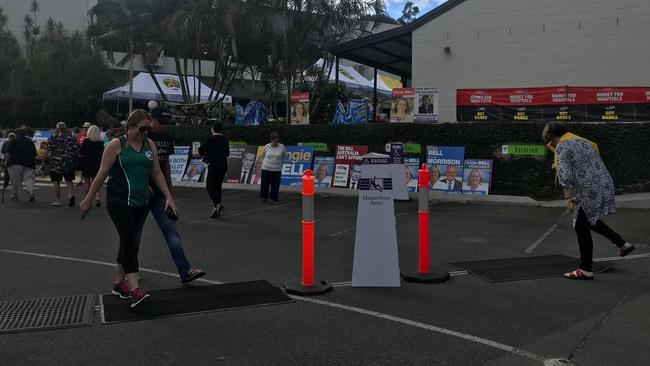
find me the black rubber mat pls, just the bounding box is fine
[100,280,293,324]
[450,255,614,282]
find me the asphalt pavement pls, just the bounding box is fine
[1,185,649,366]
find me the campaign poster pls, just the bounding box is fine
[426,146,465,193]
[313,156,334,188]
[249,146,265,185]
[462,160,492,195]
[390,88,415,123]
[191,141,201,157]
[174,146,190,155]
[225,144,246,183]
[182,158,206,183]
[414,87,438,123]
[404,157,420,192]
[281,146,314,186]
[239,145,259,184]
[332,145,368,189]
[290,92,310,125]
[169,154,189,183]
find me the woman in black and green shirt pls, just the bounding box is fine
[80,109,177,309]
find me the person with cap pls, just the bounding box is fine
[45,122,78,207]
[4,129,37,202]
[146,107,206,283]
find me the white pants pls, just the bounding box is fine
[8,165,35,197]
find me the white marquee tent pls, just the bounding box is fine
[103,72,232,104]
[313,59,392,97]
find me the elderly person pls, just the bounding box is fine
[4,129,37,202]
[45,122,78,207]
[543,121,635,280]
[257,132,286,203]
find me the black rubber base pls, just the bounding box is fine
[283,279,333,296]
[402,268,451,283]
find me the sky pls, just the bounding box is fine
[385,0,448,19]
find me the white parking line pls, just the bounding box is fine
[525,210,570,253]
[1,248,552,364]
[192,201,297,224]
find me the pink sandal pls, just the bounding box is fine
[564,269,594,280]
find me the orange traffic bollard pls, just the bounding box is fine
[402,164,450,284]
[283,169,332,295]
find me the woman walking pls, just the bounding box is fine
[79,125,105,207]
[80,109,177,308]
[258,132,286,203]
[198,122,229,218]
[543,121,635,280]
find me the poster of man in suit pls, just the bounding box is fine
[415,87,439,123]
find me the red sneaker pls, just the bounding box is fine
[111,281,131,299]
[130,288,151,309]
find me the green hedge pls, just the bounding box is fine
[166,123,650,199]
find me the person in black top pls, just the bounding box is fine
[146,108,206,283]
[79,125,105,207]
[5,129,37,202]
[198,122,229,218]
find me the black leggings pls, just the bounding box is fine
[575,208,626,271]
[260,169,281,201]
[206,165,227,207]
[107,202,148,274]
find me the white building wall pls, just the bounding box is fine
[412,0,650,122]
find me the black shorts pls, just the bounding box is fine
[50,171,75,182]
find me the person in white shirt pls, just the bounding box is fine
[257,132,286,203]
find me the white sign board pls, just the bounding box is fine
[169,154,189,183]
[388,143,409,201]
[352,153,401,287]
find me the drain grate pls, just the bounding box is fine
[0,295,94,334]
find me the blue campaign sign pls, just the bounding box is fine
[174,146,190,155]
[426,146,465,193]
[33,130,52,141]
[281,146,314,186]
[462,159,493,196]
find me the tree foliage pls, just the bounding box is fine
[87,0,391,120]
[397,1,419,25]
[0,7,21,95]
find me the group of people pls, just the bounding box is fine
[0,116,639,311]
[1,122,107,205]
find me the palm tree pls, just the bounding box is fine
[88,0,180,102]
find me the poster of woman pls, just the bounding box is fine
[313,156,334,188]
[182,159,206,183]
[291,92,310,125]
[462,159,492,195]
[389,88,415,123]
